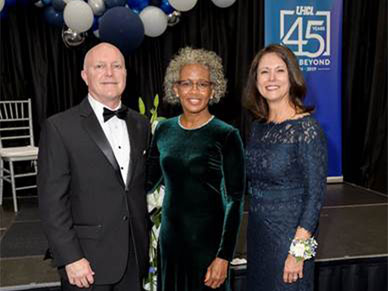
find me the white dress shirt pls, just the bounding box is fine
[88,95,130,185]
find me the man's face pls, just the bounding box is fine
[81,44,127,106]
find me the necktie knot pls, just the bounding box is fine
[103,106,128,122]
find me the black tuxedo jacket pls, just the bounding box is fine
[38,98,150,285]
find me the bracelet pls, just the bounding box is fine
[288,237,318,262]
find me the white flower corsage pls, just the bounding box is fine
[289,237,318,262]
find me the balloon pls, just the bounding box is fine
[88,0,105,15]
[41,0,51,5]
[139,6,167,37]
[127,0,149,12]
[0,6,7,19]
[52,0,65,11]
[64,0,94,32]
[0,0,4,12]
[211,0,236,8]
[99,6,144,53]
[167,10,180,26]
[159,0,173,14]
[62,26,87,47]
[168,0,196,12]
[34,0,44,7]
[91,15,100,30]
[5,0,16,6]
[104,0,126,8]
[93,29,100,38]
[43,6,64,27]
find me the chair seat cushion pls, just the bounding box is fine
[0,146,39,158]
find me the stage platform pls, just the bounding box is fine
[0,183,387,291]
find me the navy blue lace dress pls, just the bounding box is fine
[246,115,327,291]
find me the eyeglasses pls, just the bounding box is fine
[175,80,213,91]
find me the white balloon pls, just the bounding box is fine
[0,0,5,12]
[140,6,167,37]
[64,0,94,32]
[168,0,197,12]
[211,0,236,8]
[88,0,105,16]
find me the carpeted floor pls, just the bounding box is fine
[0,222,47,258]
[0,197,59,288]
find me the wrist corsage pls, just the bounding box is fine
[289,237,318,262]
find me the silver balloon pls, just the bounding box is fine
[34,0,44,7]
[62,27,87,47]
[167,11,181,27]
[88,0,105,16]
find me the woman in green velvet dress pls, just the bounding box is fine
[146,47,245,291]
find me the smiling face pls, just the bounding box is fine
[81,43,127,107]
[173,64,214,116]
[256,52,291,104]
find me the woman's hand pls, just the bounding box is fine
[204,257,228,289]
[283,254,304,284]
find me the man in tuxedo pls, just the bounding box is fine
[38,42,150,291]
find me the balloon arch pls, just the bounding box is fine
[0,0,237,52]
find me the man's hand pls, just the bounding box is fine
[65,258,95,288]
[204,257,228,289]
[283,254,304,284]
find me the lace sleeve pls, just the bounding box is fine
[298,120,328,234]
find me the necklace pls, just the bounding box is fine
[178,115,215,130]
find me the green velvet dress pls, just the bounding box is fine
[146,116,245,291]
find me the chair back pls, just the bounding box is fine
[0,99,35,148]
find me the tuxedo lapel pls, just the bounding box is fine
[79,98,126,188]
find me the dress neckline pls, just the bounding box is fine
[264,114,311,126]
[178,115,215,131]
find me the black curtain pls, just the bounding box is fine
[0,1,263,129]
[0,0,386,193]
[342,0,387,194]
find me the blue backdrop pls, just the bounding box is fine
[265,0,343,178]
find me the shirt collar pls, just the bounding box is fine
[88,94,122,123]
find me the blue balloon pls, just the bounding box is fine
[0,7,8,20]
[51,0,65,11]
[43,5,64,27]
[5,0,17,6]
[127,0,149,12]
[104,0,126,8]
[91,15,100,31]
[160,0,173,14]
[99,6,144,53]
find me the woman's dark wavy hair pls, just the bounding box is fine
[243,44,313,120]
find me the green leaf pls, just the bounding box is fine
[138,97,146,115]
[153,94,159,109]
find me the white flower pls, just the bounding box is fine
[147,186,164,213]
[292,242,305,257]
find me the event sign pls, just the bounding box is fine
[265,0,343,179]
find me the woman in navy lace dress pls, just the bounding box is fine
[243,44,327,291]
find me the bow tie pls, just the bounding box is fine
[103,106,128,122]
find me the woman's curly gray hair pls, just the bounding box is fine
[163,47,227,105]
